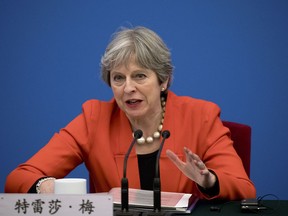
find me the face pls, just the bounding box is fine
[110,61,168,121]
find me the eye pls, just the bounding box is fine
[112,74,125,82]
[134,73,147,80]
[111,74,125,86]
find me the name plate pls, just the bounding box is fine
[0,193,113,216]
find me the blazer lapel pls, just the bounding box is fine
[114,109,141,189]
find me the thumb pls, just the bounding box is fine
[166,149,184,168]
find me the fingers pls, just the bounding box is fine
[167,148,215,188]
[166,149,177,162]
[184,147,209,175]
[167,148,209,174]
[200,169,210,175]
[197,160,206,169]
[184,147,201,161]
[166,149,185,168]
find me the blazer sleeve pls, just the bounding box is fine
[5,112,88,193]
[196,102,256,199]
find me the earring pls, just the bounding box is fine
[161,87,165,91]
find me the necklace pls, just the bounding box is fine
[133,97,166,144]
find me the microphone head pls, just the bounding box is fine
[133,129,143,139]
[162,130,170,139]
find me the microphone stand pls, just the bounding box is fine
[146,130,170,216]
[115,130,143,216]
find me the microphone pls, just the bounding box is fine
[119,129,143,215]
[152,130,170,215]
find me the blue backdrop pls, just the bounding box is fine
[1,0,288,199]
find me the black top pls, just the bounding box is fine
[137,150,159,190]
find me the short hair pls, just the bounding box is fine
[101,26,173,88]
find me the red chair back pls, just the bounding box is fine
[222,121,251,177]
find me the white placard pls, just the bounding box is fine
[54,178,87,194]
[0,193,113,216]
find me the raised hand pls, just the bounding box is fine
[166,147,216,189]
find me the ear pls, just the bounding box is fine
[161,79,169,91]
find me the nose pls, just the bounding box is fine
[124,78,136,93]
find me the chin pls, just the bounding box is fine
[125,112,143,120]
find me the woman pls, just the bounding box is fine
[5,26,256,200]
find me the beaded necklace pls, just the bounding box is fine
[133,97,166,144]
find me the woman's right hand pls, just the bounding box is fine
[38,179,55,193]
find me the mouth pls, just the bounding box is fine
[125,99,142,105]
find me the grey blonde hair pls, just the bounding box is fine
[101,26,173,88]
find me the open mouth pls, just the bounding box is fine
[126,99,142,105]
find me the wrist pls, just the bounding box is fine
[36,177,55,194]
[205,172,217,189]
[198,170,217,189]
[198,173,219,197]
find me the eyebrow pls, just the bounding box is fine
[111,68,148,75]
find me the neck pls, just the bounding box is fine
[131,111,162,133]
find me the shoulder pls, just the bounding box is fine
[166,91,222,124]
[82,98,114,109]
[81,98,118,119]
[167,91,220,113]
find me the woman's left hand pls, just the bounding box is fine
[166,147,216,189]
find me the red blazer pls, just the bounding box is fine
[5,91,256,199]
